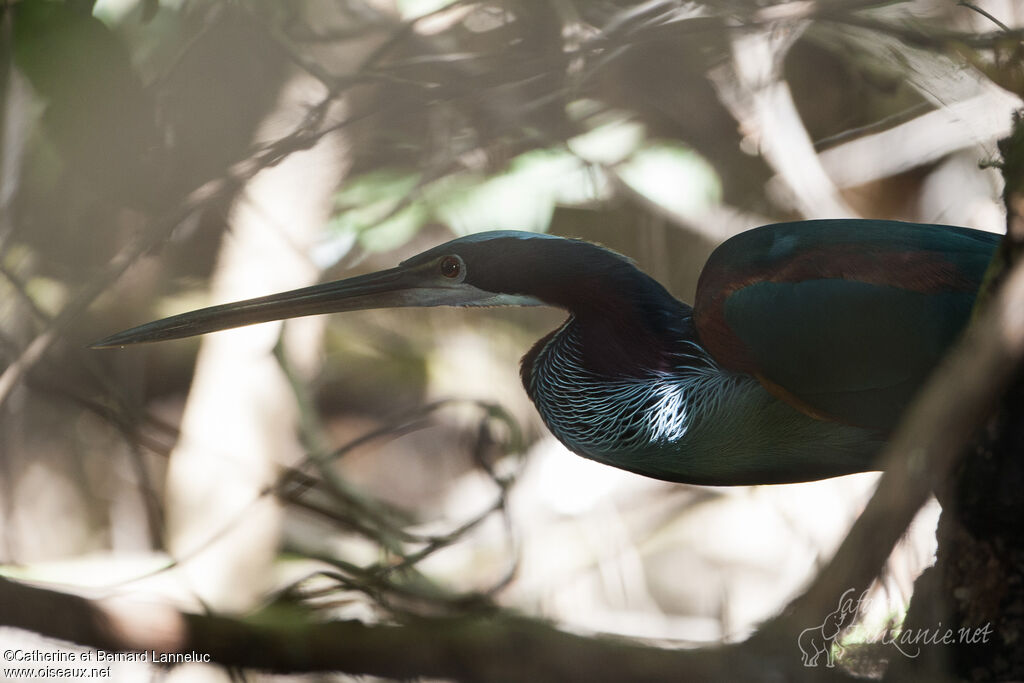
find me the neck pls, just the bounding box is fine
[534,255,699,376]
[520,315,883,486]
[519,311,713,453]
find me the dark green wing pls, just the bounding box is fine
[694,220,999,430]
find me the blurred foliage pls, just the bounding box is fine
[12,0,159,204]
[329,105,719,256]
[1,0,1022,678]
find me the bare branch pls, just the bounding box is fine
[0,574,863,682]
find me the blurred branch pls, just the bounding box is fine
[0,230,147,410]
[828,13,1024,51]
[711,25,855,218]
[579,1,1009,51]
[88,397,522,622]
[0,573,863,682]
[957,1,1011,33]
[0,259,168,547]
[818,88,1019,188]
[276,394,522,617]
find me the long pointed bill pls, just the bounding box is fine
[92,266,445,348]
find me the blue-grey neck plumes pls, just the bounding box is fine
[525,315,721,452]
[522,315,883,485]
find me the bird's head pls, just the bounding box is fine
[91,230,648,348]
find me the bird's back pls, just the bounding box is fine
[694,220,999,430]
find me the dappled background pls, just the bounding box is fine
[0,0,1020,679]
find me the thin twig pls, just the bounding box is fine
[957,1,1012,33]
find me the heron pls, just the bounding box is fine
[93,220,999,486]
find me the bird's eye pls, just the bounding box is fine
[440,255,462,278]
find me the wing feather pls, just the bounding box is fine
[694,220,999,429]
